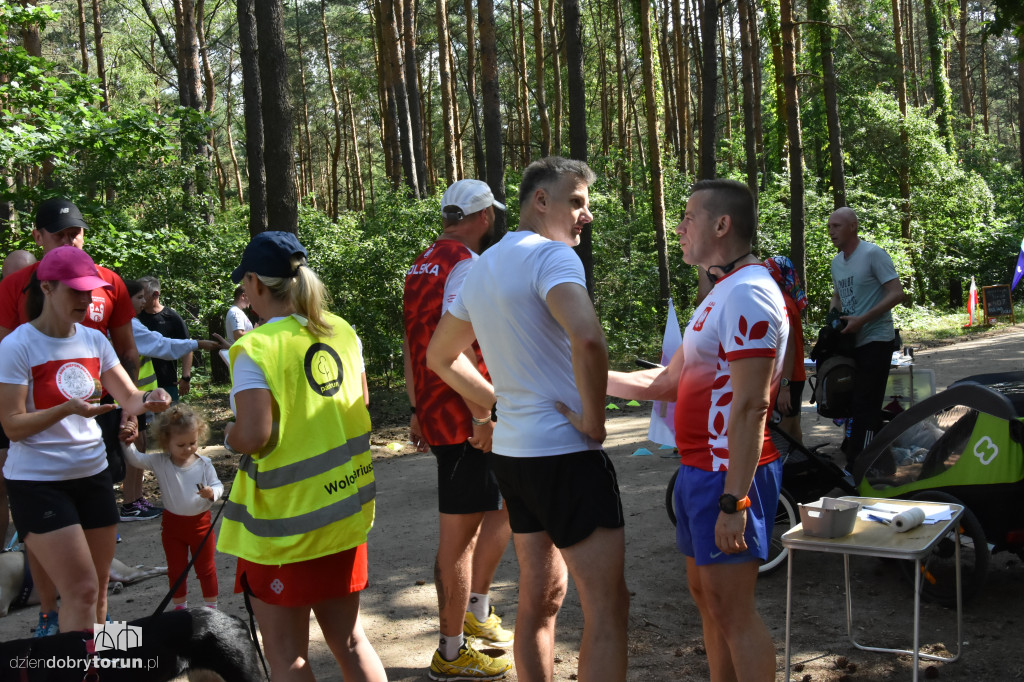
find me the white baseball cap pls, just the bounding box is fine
[441,179,506,220]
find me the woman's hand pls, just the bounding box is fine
[143,388,172,413]
[66,398,117,419]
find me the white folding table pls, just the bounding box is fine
[782,497,963,681]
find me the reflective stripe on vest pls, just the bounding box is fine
[236,432,371,490]
[222,481,376,538]
[136,357,157,391]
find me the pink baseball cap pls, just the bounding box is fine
[37,246,113,291]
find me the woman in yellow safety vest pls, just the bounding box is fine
[218,231,385,682]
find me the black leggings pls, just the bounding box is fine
[846,339,894,462]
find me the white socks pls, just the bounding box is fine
[468,592,489,621]
[439,632,465,660]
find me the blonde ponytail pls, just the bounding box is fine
[256,255,334,338]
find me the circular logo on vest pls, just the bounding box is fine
[55,362,97,401]
[304,343,343,397]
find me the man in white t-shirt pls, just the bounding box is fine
[225,286,254,343]
[606,179,788,680]
[427,157,627,681]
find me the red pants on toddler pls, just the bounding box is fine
[162,509,218,600]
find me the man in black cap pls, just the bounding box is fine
[0,197,147,637]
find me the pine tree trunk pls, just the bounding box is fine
[464,0,486,178]
[737,0,758,198]
[236,0,267,234]
[672,0,688,174]
[656,0,676,155]
[91,0,109,108]
[780,0,806,288]
[436,0,457,186]
[254,0,298,233]
[980,22,989,135]
[78,0,89,73]
[1019,36,1024,179]
[548,0,563,154]
[698,0,718,179]
[564,0,594,293]
[534,0,551,158]
[614,0,633,210]
[225,46,244,205]
[516,0,531,166]
[640,0,671,315]
[763,0,786,172]
[479,0,507,235]
[891,0,912,241]
[749,5,765,181]
[401,0,428,196]
[296,1,316,205]
[381,0,419,197]
[688,0,702,174]
[372,0,401,187]
[343,74,365,210]
[809,0,846,208]
[958,0,972,127]
[321,0,344,219]
[923,0,953,151]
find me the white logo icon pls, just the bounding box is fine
[94,620,142,652]
[973,436,999,466]
[60,207,70,214]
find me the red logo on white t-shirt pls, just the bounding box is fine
[89,300,105,323]
[692,304,714,331]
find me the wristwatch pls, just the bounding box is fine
[780,378,791,387]
[718,493,752,514]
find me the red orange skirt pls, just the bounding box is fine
[234,543,368,607]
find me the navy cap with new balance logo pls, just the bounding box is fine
[231,231,309,283]
[35,198,89,234]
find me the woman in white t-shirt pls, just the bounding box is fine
[0,247,171,634]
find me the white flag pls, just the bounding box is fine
[648,299,682,447]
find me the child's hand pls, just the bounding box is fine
[198,485,214,500]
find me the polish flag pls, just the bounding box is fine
[965,276,978,327]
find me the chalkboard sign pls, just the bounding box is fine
[982,285,1014,324]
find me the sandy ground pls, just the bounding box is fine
[3,326,1024,680]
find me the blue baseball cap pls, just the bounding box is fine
[231,231,309,283]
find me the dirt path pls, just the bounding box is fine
[3,328,1024,680]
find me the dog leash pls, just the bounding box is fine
[240,573,272,680]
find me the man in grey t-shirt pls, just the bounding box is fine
[828,207,905,464]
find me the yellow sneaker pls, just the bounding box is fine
[428,643,511,681]
[463,607,514,648]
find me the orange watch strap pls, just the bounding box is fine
[736,495,752,511]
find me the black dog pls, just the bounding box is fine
[1,607,263,681]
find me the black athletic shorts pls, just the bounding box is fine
[432,442,503,515]
[489,449,624,548]
[0,421,8,450]
[7,469,119,536]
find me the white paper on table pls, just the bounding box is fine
[859,502,951,525]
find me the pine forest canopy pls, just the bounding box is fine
[1,0,1023,382]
